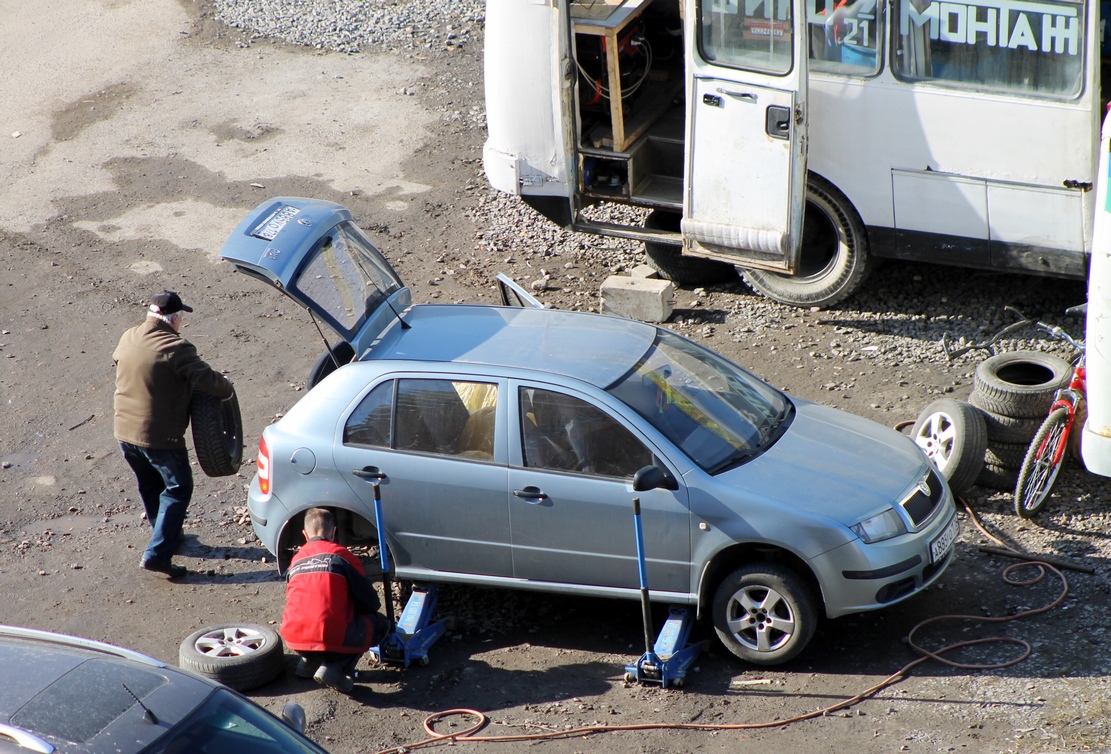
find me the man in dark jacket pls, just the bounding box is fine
[281,507,388,693]
[114,290,233,578]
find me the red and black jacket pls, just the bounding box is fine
[280,538,382,654]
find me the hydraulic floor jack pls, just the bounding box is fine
[623,494,701,688]
[360,472,452,668]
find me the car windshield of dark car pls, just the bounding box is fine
[291,221,401,334]
[607,330,790,473]
[142,688,328,754]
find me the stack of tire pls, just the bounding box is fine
[911,351,1071,497]
[967,351,1072,491]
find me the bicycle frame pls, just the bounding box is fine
[1042,359,1086,468]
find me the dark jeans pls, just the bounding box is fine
[295,613,391,675]
[119,442,193,565]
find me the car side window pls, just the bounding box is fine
[344,380,394,448]
[394,379,499,460]
[519,387,653,478]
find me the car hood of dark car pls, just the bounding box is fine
[715,398,931,526]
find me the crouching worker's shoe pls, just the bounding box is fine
[313,661,354,694]
[295,657,321,679]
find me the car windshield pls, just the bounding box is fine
[141,688,329,754]
[607,330,791,473]
[291,221,402,335]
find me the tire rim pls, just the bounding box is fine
[913,411,957,472]
[724,584,796,653]
[194,626,269,657]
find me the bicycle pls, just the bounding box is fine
[1013,304,1087,519]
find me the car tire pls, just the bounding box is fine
[911,399,986,497]
[968,395,1044,444]
[983,441,1029,470]
[711,563,817,666]
[972,352,1072,419]
[976,462,1018,491]
[190,390,243,478]
[740,175,871,309]
[643,210,739,285]
[307,341,356,390]
[179,624,285,691]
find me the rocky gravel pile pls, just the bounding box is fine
[213,0,484,52]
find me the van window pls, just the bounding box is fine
[808,0,882,74]
[892,0,1084,97]
[700,0,796,73]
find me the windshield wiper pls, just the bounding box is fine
[707,448,760,475]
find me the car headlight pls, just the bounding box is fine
[851,508,907,543]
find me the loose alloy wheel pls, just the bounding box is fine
[179,624,285,691]
[1014,406,1071,519]
[712,563,816,665]
[911,399,986,496]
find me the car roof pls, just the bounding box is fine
[366,304,658,388]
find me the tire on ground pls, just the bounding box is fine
[308,341,356,390]
[190,390,243,478]
[983,441,1029,469]
[711,562,817,666]
[740,174,871,309]
[968,394,1044,443]
[910,399,986,496]
[972,351,1072,419]
[976,462,1018,491]
[642,210,738,285]
[179,624,285,691]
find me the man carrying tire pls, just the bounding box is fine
[281,507,388,694]
[113,290,233,579]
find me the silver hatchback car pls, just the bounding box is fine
[222,198,959,666]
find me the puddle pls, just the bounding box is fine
[21,515,104,535]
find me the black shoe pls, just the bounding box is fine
[313,662,354,694]
[141,559,187,578]
[295,657,321,679]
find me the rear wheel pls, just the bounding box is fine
[740,175,870,309]
[711,563,816,665]
[1014,406,1071,519]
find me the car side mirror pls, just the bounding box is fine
[281,702,307,733]
[632,465,678,492]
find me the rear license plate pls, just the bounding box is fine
[930,515,959,563]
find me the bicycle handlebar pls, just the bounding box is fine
[941,304,1085,360]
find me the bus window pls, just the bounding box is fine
[700,0,796,73]
[808,0,882,74]
[892,0,1084,97]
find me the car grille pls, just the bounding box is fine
[899,468,944,528]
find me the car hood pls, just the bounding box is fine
[717,399,929,526]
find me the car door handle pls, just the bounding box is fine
[513,486,548,503]
[352,466,387,481]
[716,88,758,103]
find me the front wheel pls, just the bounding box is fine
[711,563,817,665]
[740,175,870,309]
[1014,406,1071,519]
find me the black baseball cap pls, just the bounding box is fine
[150,290,193,314]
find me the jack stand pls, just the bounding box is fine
[624,493,700,689]
[360,472,451,669]
[624,606,700,688]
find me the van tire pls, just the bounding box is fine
[741,175,870,309]
[643,210,739,285]
[191,390,243,478]
[308,341,356,390]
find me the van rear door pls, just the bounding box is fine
[683,0,808,273]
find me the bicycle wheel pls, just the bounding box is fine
[1013,406,1071,519]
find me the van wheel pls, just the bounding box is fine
[307,341,355,390]
[741,175,870,309]
[643,210,739,285]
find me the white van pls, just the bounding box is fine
[482,0,1100,307]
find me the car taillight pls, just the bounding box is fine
[258,435,270,496]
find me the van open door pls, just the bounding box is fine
[683,0,808,273]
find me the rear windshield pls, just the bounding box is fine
[291,221,402,335]
[607,330,791,473]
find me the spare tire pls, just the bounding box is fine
[179,624,284,691]
[643,210,738,285]
[972,351,1071,419]
[968,396,1044,444]
[911,399,986,496]
[308,341,356,390]
[976,462,1018,491]
[191,391,243,477]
